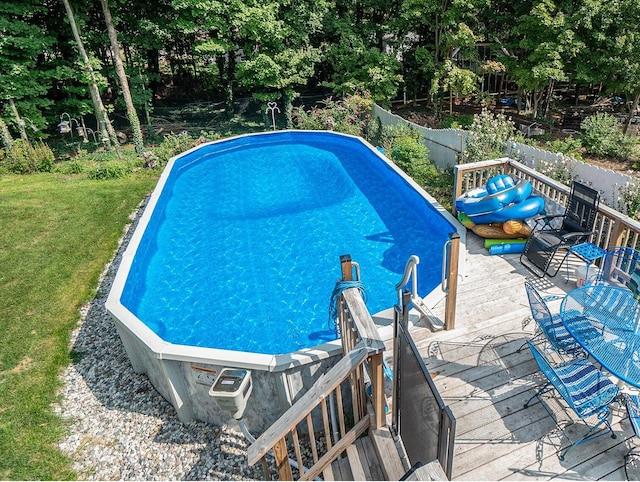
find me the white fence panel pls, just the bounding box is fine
[373,104,467,169]
[508,142,633,208]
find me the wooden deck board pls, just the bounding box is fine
[407,232,632,480]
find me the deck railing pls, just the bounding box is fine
[453,158,640,251]
[247,255,387,481]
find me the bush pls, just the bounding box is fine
[153,132,199,166]
[292,93,374,139]
[544,136,583,160]
[379,124,437,186]
[462,110,518,162]
[580,113,637,161]
[0,139,55,174]
[87,161,135,180]
[617,180,640,219]
[440,114,474,129]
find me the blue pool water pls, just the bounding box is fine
[121,131,456,355]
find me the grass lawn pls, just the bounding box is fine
[0,171,159,480]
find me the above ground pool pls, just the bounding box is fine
[106,130,463,429]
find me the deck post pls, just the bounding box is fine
[444,232,460,330]
[610,220,627,247]
[453,165,464,216]
[369,351,385,429]
[340,254,353,281]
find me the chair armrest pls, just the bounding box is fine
[560,230,597,242]
[532,213,563,231]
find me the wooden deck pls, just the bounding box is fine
[408,233,638,481]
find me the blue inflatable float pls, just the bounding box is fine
[455,174,544,224]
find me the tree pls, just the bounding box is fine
[99,0,145,155]
[581,0,640,134]
[236,0,326,127]
[173,0,247,117]
[0,0,55,140]
[60,0,120,152]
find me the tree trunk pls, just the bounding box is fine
[100,0,145,156]
[0,116,14,149]
[60,0,120,156]
[623,91,640,135]
[543,79,554,118]
[8,99,29,143]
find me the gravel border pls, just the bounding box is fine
[53,199,265,480]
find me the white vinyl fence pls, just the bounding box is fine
[373,104,638,213]
[373,104,467,169]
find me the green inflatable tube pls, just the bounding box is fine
[484,238,527,248]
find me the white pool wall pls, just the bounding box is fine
[105,130,466,432]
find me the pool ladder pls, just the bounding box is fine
[395,255,445,330]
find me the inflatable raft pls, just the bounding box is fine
[455,174,544,224]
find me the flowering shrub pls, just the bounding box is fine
[462,110,518,162]
[536,154,576,185]
[616,180,640,219]
[292,93,374,138]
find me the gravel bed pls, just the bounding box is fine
[53,200,267,480]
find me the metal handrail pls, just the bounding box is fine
[395,255,419,305]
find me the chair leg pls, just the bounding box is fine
[558,412,616,461]
[524,382,552,408]
[520,254,547,278]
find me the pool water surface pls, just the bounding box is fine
[120,131,457,354]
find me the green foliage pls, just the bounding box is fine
[580,113,638,161]
[0,140,55,174]
[152,132,199,165]
[379,124,436,186]
[440,114,474,129]
[462,110,517,162]
[544,136,583,160]
[535,154,576,186]
[617,181,640,219]
[617,182,640,218]
[292,94,374,138]
[323,29,403,104]
[87,161,136,180]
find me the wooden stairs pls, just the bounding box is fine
[323,424,406,481]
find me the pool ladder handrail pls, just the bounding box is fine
[395,255,445,330]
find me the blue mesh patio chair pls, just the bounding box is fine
[524,340,619,460]
[624,394,640,479]
[522,280,588,357]
[521,181,600,278]
[597,246,640,293]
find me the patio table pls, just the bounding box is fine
[560,284,640,388]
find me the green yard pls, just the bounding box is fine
[0,171,159,479]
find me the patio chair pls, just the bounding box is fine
[597,246,640,294]
[522,280,586,357]
[624,394,640,480]
[524,340,619,461]
[521,181,600,278]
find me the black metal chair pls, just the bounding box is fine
[521,181,600,278]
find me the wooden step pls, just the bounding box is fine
[370,427,408,480]
[327,434,388,480]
